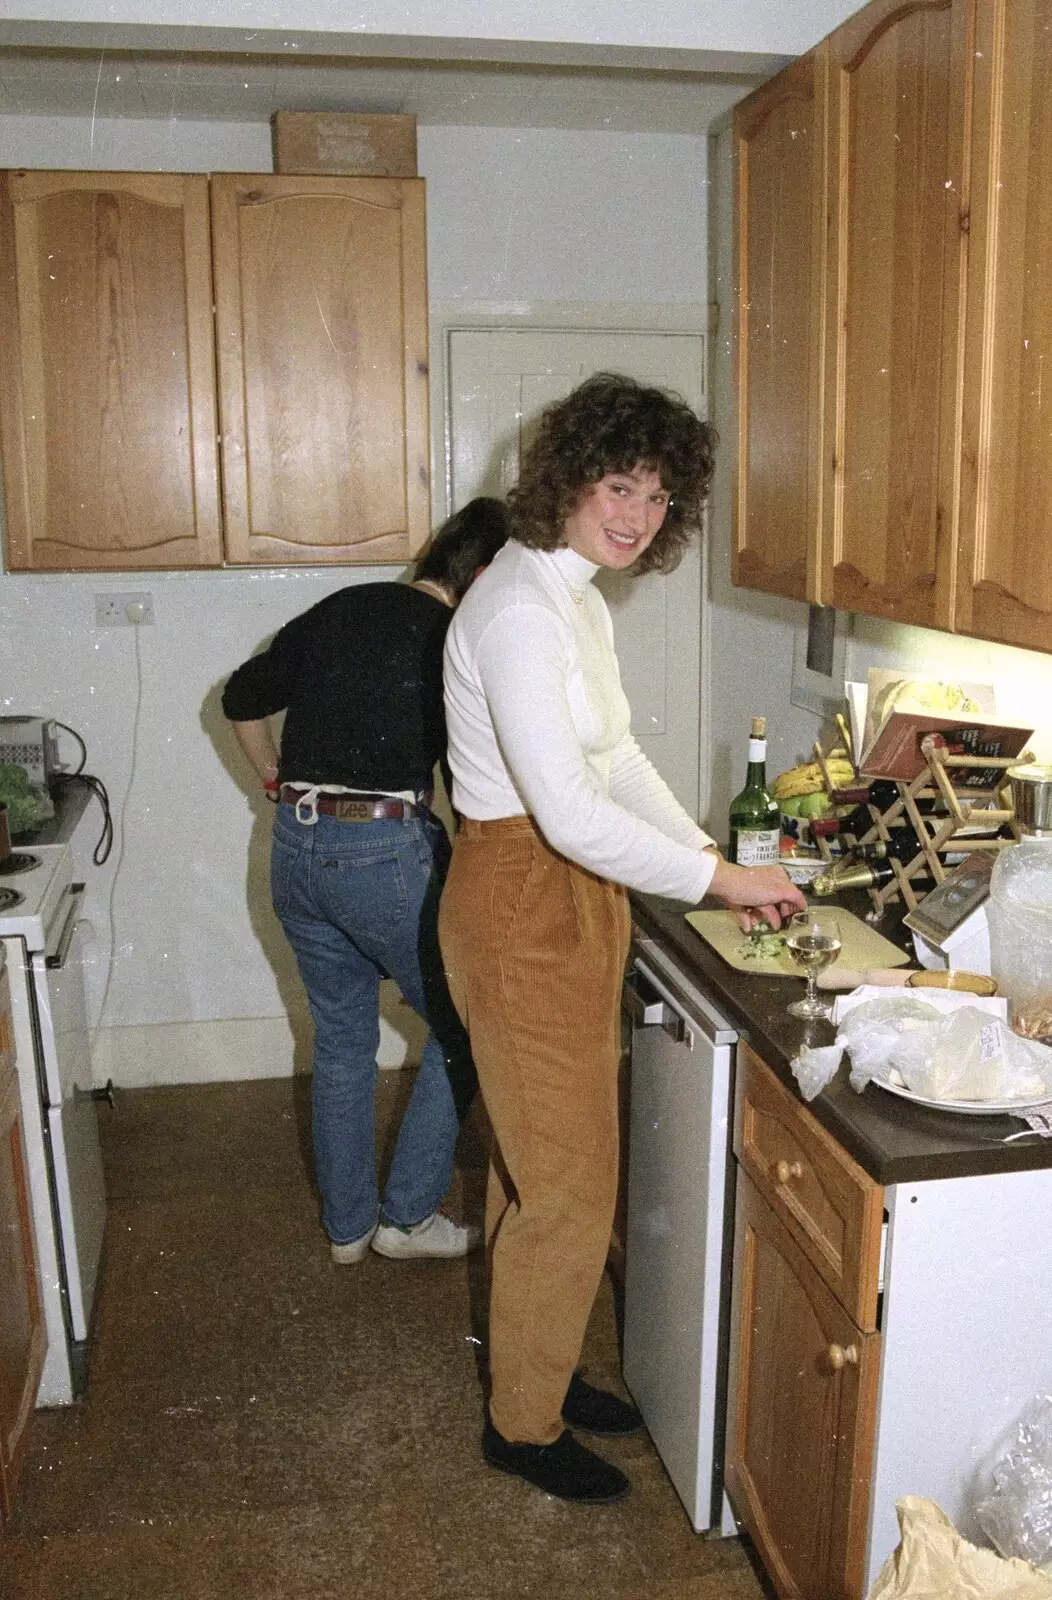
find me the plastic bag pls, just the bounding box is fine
[790,994,944,1101]
[891,1010,1052,1103]
[834,997,1052,1103]
[835,995,944,1093]
[867,1496,1052,1599]
[976,1396,1052,1569]
[790,1041,844,1101]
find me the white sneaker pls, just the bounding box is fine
[330,1223,377,1264]
[371,1209,481,1260]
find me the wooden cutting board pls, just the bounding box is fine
[684,908,911,978]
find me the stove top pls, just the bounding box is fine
[0,843,73,951]
[0,851,42,875]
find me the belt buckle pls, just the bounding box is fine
[334,799,375,822]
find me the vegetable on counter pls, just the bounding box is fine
[738,921,788,961]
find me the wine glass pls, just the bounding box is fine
[785,909,842,1020]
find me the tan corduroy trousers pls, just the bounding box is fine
[438,815,630,1445]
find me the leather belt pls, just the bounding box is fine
[279,787,421,822]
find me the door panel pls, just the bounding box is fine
[0,170,221,571]
[823,0,971,629]
[213,174,430,566]
[957,0,1052,651]
[734,48,827,604]
[446,328,706,815]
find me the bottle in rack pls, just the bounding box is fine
[728,716,781,865]
[851,828,925,864]
[813,852,935,896]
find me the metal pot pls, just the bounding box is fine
[1007,763,1052,835]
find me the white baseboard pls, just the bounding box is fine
[90,1006,427,1089]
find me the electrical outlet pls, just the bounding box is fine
[95,591,154,627]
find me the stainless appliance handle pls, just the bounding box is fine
[45,884,86,970]
[622,967,685,1043]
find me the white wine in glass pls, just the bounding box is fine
[786,911,842,1020]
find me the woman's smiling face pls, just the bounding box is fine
[562,466,670,570]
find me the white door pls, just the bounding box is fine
[446,328,707,816]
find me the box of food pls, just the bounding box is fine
[272,112,418,176]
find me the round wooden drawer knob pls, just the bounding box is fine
[775,1159,803,1185]
[827,1343,859,1371]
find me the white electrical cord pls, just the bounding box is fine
[91,619,144,1042]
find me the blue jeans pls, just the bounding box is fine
[271,803,471,1245]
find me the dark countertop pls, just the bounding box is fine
[630,892,1052,1186]
[18,776,93,848]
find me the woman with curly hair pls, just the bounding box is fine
[439,372,803,1505]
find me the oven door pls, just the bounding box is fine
[31,886,106,1344]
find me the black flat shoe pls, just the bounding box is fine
[482,1420,631,1504]
[561,1371,644,1438]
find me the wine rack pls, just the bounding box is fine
[810,733,1032,918]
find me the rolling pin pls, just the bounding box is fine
[816,967,918,990]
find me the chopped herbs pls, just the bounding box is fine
[739,922,787,961]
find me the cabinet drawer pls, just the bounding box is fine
[734,1042,883,1328]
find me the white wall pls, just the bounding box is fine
[0,107,722,1084]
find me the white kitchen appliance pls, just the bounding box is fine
[903,851,994,975]
[0,716,61,791]
[0,842,106,1405]
[621,936,738,1533]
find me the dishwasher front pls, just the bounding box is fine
[621,935,738,1534]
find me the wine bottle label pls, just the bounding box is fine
[733,827,781,866]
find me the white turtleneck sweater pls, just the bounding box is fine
[443,541,718,903]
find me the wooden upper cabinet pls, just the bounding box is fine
[0,171,222,570]
[957,0,1052,652]
[212,175,430,566]
[822,0,973,630]
[733,48,827,604]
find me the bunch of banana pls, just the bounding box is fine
[773,750,854,801]
[773,750,855,821]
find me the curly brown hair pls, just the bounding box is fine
[507,371,717,575]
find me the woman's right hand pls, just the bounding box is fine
[707,859,808,932]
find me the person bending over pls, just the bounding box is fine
[223,498,509,1264]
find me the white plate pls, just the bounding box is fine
[873,1077,1052,1116]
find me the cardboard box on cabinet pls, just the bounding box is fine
[272,112,418,176]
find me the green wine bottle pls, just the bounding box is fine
[728,716,781,865]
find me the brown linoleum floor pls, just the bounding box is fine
[0,1074,772,1600]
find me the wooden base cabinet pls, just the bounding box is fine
[0,958,45,1528]
[727,1173,881,1600]
[726,1043,883,1600]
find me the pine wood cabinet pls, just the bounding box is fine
[956,0,1052,651]
[733,0,1052,654]
[0,170,430,571]
[821,0,971,631]
[725,1043,883,1600]
[733,47,827,604]
[0,171,222,570]
[0,955,45,1529]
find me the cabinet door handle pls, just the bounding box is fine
[827,1343,859,1371]
[775,1158,803,1185]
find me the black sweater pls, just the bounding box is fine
[221,583,452,794]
